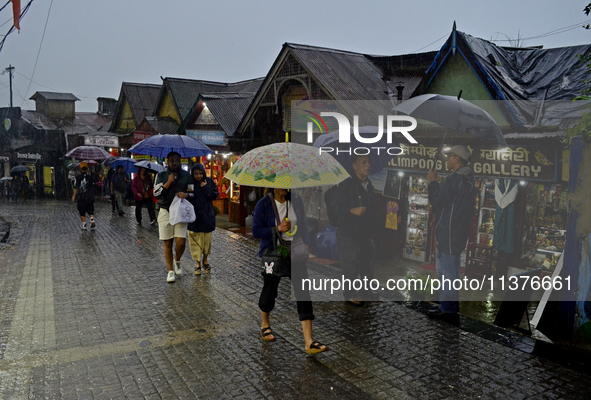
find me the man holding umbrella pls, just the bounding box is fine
[427,145,477,318]
[72,162,97,230]
[154,151,192,283]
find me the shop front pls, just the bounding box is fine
[375,142,564,275]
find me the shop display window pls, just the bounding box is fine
[202,154,230,199]
[404,174,430,262]
[476,179,496,247]
[521,184,567,273]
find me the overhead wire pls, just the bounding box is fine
[0,0,34,53]
[21,0,52,105]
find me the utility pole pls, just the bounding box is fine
[2,65,14,107]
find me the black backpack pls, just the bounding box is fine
[324,185,340,227]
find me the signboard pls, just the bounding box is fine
[0,154,9,163]
[133,131,152,144]
[186,130,228,146]
[17,152,41,161]
[132,155,151,160]
[386,144,557,181]
[85,135,119,147]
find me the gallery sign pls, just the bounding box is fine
[85,135,119,147]
[387,144,557,181]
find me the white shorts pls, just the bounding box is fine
[158,208,188,241]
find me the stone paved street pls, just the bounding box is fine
[0,200,590,399]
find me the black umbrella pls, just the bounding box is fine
[10,165,32,173]
[394,93,507,160]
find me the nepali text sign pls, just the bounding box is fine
[85,135,119,147]
[186,130,227,146]
[387,144,556,181]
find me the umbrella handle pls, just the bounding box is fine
[433,129,448,168]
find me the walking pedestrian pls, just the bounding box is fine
[71,162,97,230]
[331,154,379,306]
[132,167,157,225]
[154,151,192,283]
[427,145,477,319]
[111,165,129,216]
[252,188,329,355]
[106,165,116,212]
[187,163,219,275]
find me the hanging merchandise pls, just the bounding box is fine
[492,179,518,254]
[385,201,399,230]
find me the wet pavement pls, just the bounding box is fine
[0,199,590,399]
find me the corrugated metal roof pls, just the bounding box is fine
[198,93,256,136]
[238,43,435,134]
[144,117,180,135]
[163,78,263,122]
[123,83,161,124]
[29,92,80,101]
[21,110,112,135]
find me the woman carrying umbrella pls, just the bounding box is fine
[187,164,219,275]
[131,167,157,225]
[252,188,329,355]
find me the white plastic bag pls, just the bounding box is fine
[168,196,196,225]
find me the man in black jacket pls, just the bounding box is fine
[427,145,477,317]
[332,154,378,305]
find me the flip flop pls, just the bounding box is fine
[260,327,275,341]
[306,341,329,355]
[203,263,211,273]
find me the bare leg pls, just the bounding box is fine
[163,239,174,271]
[261,311,275,340]
[80,216,86,223]
[174,238,186,262]
[301,320,327,351]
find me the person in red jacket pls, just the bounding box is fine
[131,167,156,225]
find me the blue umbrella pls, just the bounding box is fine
[134,160,165,173]
[110,157,138,174]
[128,134,213,158]
[313,126,400,174]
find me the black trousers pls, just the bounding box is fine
[336,233,375,301]
[135,199,156,223]
[258,259,314,321]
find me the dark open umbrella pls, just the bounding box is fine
[134,160,165,173]
[65,146,111,160]
[393,93,507,159]
[110,157,138,174]
[10,165,32,173]
[128,134,213,158]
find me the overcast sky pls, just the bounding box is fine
[1,0,590,112]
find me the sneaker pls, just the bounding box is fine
[90,218,96,229]
[174,260,182,275]
[167,270,175,283]
[82,222,87,230]
[137,221,141,225]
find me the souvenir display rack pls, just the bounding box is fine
[521,184,567,274]
[404,175,430,262]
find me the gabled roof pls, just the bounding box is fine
[415,28,591,126]
[111,82,161,131]
[157,77,263,122]
[29,92,80,102]
[193,93,257,136]
[137,116,180,135]
[237,43,436,134]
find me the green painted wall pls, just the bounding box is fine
[425,53,510,127]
